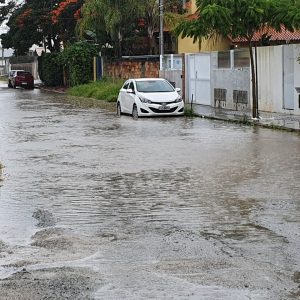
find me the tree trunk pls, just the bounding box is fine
[148,28,155,55]
[116,29,122,58]
[248,40,258,119]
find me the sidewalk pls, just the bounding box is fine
[192,104,300,132]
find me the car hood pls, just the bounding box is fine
[137,91,178,103]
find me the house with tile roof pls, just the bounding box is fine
[177,0,231,53]
[178,0,300,53]
[231,25,300,47]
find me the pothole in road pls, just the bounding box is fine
[0,266,103,300]
[32,208,57,228]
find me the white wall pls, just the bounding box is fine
[258,44,300,115]
[184,45,300,115]
[257,46,283,112]
[159,70,182,91]
[211,51,250,110]
[293,45,300,115]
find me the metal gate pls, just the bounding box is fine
[283,45,294,110]
[186,53,211,105]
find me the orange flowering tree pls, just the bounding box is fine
[50,0,83,43]
[1,0,83,54]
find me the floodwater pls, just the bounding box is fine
[0,85,300,299]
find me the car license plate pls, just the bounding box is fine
[21,82,28,85]
[158,105,170,110]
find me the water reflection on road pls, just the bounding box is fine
[0,86,300,299]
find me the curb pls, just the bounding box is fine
[39,86,67,94]
[197,113,300,133]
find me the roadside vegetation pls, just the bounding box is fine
[0,76,8,82]
[184,106,198,117]
[68,78,123,103]
[0,161,3,182]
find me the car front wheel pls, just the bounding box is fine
[132,105,138,120]
[116,102,122,117]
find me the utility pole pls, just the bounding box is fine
[159,0,164,71]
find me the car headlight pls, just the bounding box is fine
[139,96,152,104]
[175,96,182,103]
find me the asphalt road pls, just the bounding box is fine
[0,85,300,299]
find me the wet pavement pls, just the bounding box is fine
[193,104,300,131]
[0,85,300,299]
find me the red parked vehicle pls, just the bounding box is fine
[8,70,34,89]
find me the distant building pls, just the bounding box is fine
[0,42,13,75]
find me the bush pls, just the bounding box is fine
[38,53,63,87]
[38,42,98,87]
[58,42,98,87]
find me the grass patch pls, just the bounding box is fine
[184,106,198,117]
[68,78,123,103]
[0,76,8,82]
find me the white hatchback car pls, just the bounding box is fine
[116,78,184,118]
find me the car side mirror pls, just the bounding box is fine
[175,88,181,93]
[127,88,135,94]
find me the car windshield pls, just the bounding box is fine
[17,71,31,76]
[136,80,174,93]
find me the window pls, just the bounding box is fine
[123,82,129,89]
[234,50,250,68]
[136,80,174,93]
[129,82,135,91]
[214,88,227,102]
[233,90,248,104]
[217,51,231,68]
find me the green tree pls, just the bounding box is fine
[175,0,284,118]
[78,0,142,57]
[1,5,42,55]
[77,0,185,56]
[76,0,113,55]
[0,0,16,23]
[138,0,184,54]
[272,0,300,30]
[1,0,83,54]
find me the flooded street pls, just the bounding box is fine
[0,85,300,299]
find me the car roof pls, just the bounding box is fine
[133,78,166,82]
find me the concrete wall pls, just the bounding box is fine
[184,45,300,115]
[159,70,182,91]
[293,45,300,115]
[211,52,250,111]
[185,50,250,110]
[159,54,183,91]
[0,58,10,75]
[257,45,300,115]
[10,61,39,80]
[257,46,284,113]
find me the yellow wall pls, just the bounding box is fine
[199,36,231,52]
[178,0,231,53]
[190,0,197,13]
[178,36,200,53]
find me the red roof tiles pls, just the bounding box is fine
[230,25,300,43]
